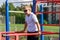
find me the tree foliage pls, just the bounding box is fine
[0,3,49,24]
[0,3,25,24]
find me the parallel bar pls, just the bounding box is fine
[9,11,24,13]
[43,5,60,7]
[8,1,32,3]
[0,2,5,3]
[1,32,60,36]
[7,32,59,36]
[36,1,60,3]
[1,32,15,34]
[43,24,60,26]
[36,11,60,14]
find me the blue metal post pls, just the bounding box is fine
[40,4,44,40]
[6,0,9,40]
[33,0,44,40]
[32,0,36,13]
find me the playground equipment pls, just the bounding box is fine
[0,31,60,40]
[0,0,60,40]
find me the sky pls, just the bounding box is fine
[0,0,32,2]
[0,0,32,7]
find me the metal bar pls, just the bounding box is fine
[0,33,1,40]
[8,1,32,3]
[16,36,19,40]
[40,4,44,40]
[36,11,60,14]
[5,0,10,40]
[36,1,60,3]
[9,11,24,13]
[43,5,60,7]
[42,24,60,26]
[32,0,36,13]
[1,32,60,36]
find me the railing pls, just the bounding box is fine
[0,31,60,40]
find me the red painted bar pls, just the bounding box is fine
[0,31,60,40]
[36,11,60,14]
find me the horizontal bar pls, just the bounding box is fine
[1,31,60,40]
[36,1,60,3]
[57,3,60,5]
[0,1,32,3]
[0,2,5,3]
[36,11,60,14]
[42,24,60,26]
[43,5,60,7]
[9,11,24,13]
[9,11,60,14]
[1,31,60,36]
[42,31,60,35]
[8,33,39,36]
[0,32,15,34]
[8,1,32,3]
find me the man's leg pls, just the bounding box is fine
[27,36,39,40]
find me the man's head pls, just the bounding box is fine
[24,5,31,15]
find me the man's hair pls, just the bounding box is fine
[24,5,31,11]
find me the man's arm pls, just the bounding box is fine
[23,22,27,32]
[15,22,27,33]
[35,22,41,32]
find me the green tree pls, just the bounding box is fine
[9,3,15,16]
[1,3,5,15]
[1,3,15,16]
[0,7,2,12]
[9,3,15,10]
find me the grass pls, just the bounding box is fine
[44,26,59,32]
[0,24,59,32]
[0,24,59,40]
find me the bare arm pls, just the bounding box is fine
[35,22,41,32]
[23,22,27,32]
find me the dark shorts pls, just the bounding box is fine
[27,31,39,40]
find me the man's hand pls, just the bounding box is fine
[24,30,27,33]
[38,31,41,35]
[15,30,24,33]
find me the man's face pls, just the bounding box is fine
[24,8,30,15]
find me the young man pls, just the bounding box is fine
[23,5,41,40]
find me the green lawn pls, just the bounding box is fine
[0,24,24,31]
[0,24,59,32]
[0,24,59,40]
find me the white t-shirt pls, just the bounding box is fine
[25,12,39,32]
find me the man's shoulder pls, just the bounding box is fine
[31,12,36,16]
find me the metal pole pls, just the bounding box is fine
[58,0,60,39]
[6,0,10,40]
[32,0,36,13]
[40,4,44,40]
